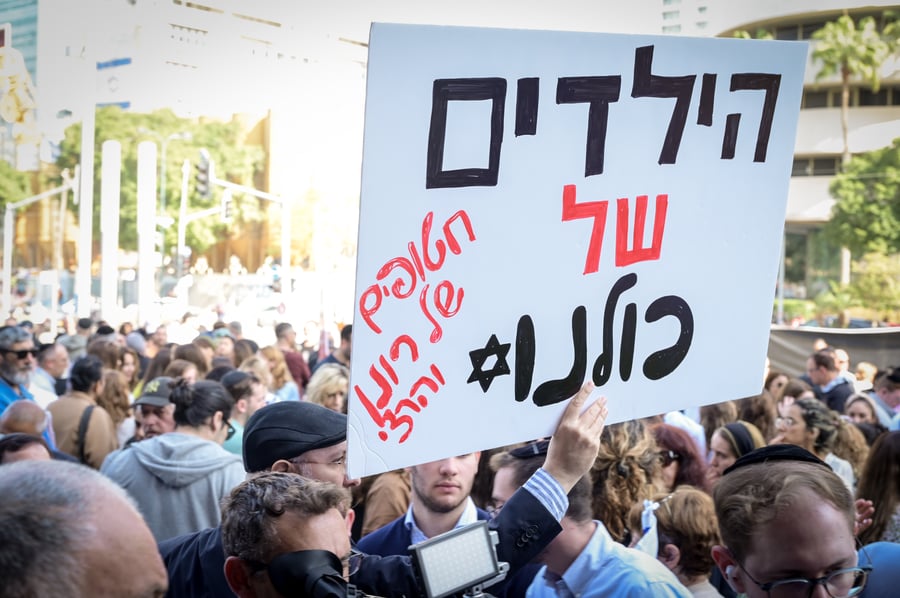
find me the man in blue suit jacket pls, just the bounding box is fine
[356,450,542,596]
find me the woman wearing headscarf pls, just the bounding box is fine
[706,421,766,488]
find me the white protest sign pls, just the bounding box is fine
[348,23,807,478]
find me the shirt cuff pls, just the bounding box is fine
[523,467,568,522]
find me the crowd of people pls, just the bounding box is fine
[0,315,898,597]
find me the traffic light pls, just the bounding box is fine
[221,188,233,222]
[195,149,213,198]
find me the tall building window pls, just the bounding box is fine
[663,10,680,20]
[662,24,682,33]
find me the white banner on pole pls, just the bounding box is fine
[348,24,808,478]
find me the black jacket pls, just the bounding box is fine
[159,485,561,597]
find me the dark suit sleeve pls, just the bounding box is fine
[351,487,560,597]
[351,552,422,597]
[492,485,562,569]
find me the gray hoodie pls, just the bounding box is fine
[101,432,245,542]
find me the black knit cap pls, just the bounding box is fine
[243,401,346,473]
[722,443,828,477]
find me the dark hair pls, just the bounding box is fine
[650,423,710,492]
[86,339,121,370]
[794,397,840,453]
[94,325,116,337]
[0,433,49,462]
[173,343,210,377]
[192,335,215,352]
[169,379,234,428]
[489,448,593,523]
[340,324,352,342]
[736,390,778,443]
[854,421,888,447]
[69,355,104,393]
[810,350,837,372]
[205,365,236,382]
[222,371,261,402]
[164,359,197,379]
[120,346,141,388]
[856,431,900,545]
[233,339,259,367]
[781,377,813,400]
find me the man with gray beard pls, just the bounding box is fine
[0,324,58,451]
[0,325,38,412]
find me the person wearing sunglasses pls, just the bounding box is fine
[712,445,873,598]
[101,378,244,542]
[0,324,39,412]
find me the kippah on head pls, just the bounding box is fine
[722,443,828,477]
[242,401,347,473]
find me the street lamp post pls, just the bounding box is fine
[137,128,191,253]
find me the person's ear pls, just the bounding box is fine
[224,556,253,597]
[211,410,224,433]
[271,459,291,473]
[711,545,745,594]
[659,543,681,571]
[345,509,355,534]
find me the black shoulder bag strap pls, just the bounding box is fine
[77,405,95,464]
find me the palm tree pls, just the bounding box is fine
[812,12,898,285]
[812,13,897,165]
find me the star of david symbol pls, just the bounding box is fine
[467,333,511,392]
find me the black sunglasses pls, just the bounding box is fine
[1,348,38,360]
[659,449,681,467]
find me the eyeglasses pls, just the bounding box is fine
[776,416,799,428]
[225,421,236,441]
[1,348,37,360]
[659,449,681,467]
[739,562,872,598]
[289,454,347,470]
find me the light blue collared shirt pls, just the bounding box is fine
[526,521,691,598]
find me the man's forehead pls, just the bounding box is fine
[275,508,349,552]
[11,340,33,349]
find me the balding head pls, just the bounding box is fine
[0,460,169,597]
[0,399,49,435]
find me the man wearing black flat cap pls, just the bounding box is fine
[160,382,609,597]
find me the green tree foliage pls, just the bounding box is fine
[812,13,898,163]
[848,252,900,322]
[732,29,774,40]
[813,253,900,325]
[826,142,900,256]
[54,107,264,255]
[0,159,32,209]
